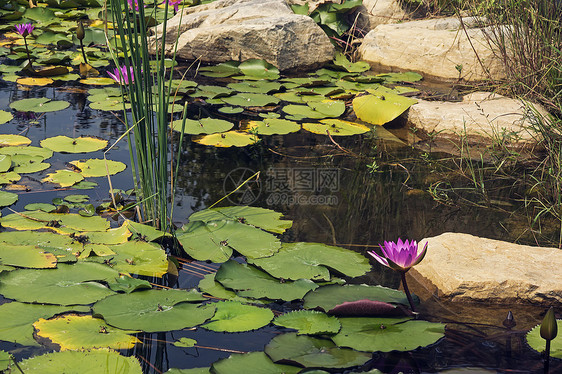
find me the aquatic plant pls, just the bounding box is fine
[107,65,135,85]
[541,307,558,371]
[368,238,428,312]
[165,0,182,12]
[14,23,34,67]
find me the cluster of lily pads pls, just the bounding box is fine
[0,204,448,373]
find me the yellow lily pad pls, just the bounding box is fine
[193,131,259,148]
[79,77,116,85]
[40,136,108,154]
[302,119,370,136]
[0,135,31,147]
[42,170,84,187]
[69,159,126,178]
[16,77,54,86]
[0,244,57,268]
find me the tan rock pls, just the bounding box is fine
[409,232,562,304]
[151,0,334,71]
[355,0,410,30]
[357,17,505,81]
[404,91,548,144]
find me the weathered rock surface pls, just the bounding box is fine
[355,0,410,30]
[151,0,335,71]
[409,232,562,304]
[404,91,547,144]
[358,17,505,81]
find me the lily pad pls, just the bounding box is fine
[202,301,274,332]
[197,273,260,304]
[34,314,140,350]
[1,211,109,232]
[215,260,318,301]
[174,337,197,348]
[193,131,258,148]
[16,77,54,86]
[212,352,300,374]
[282,104,329,119]
[227,81,283,94]
[0,244,57,268]
[199,61,241,78]
[17,349,142,374]
[171,117,234,135]
[24,203,56,212]
[332,53,370,73]
[0,262,118,305]
[0,302,89,346]
[0,171,21,184]
[42,170,84,187]
[307,100,346,117]
[93,289,215,332]
[107,275,152,293]
[0,110,13,124]
[241,119,301,135]
[221,93,280,107]
[377,72,423,83]
[249,242,370,281]
[331,317,445,352]
[188,206,292,234]
[0,134,31,146]
[237,59,280,80]
[0,145,53,160]
[303,119,370,136]
[526,320,562,358]
[0,190,18,207]
[218,106,244,114]
[9,98,70,113]
[273,310,341,335]
[124,220,169,242]
[265,332,370,368]
[69,158,126,177]
[303,284,409,311]
[40,136,108,153]
[0,155,10,172]
[352,89,418,126]
[108,241,168,277]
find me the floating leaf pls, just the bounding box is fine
[198,273,261,304]
[0,302,90,347]
[265,333,370,368]
[124,220,169,241]
[1,211,109,232]
[171,117,234,135]
[377,72,423,83]
[303,119,370,136]
[64,194,89,203]
[307,100,346,117]
[24,203,56,212]
[108,241,168,277]
[352,89,418,126]
[188,206,292,234]
[17,349,142,374]
[0,172,21,184]
[212,352,300,374]
[108,275,152,293]
[218,106,244,114]
[34,314,140,350]
[69,158,126,177]
[249,242,370,281]
[174,338,197,348]
[332,317,445,352]
[16,77,54,86]
[0,244,57,269]
[93,289,214,332]
[215,260,318,301]
[0,145,52,160]
[40,136,108,153]
[193,131,258,148]
[203,301,273,332]
[237,59,280,80]
[273,310,341,335]
[0,134,31,147]
[303,284,409,311]
[0,190,18,207]
[332,52,370,73]
[199,61,240,78]
[328,299,411,317]
[9,98,70,113]
[79,77,116,85]
[241,119,301,135]
[282,104,329,119]
[0,350,9,371]
[0,262,117,305]
[227,81,283,94]
[526,320,562,358]
[0,110,13,124]
[221,93,280,107]
[42,170,84,187]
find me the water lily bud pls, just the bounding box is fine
[503,311,516,329]
[540,307,558,341]
[76,20,85,41]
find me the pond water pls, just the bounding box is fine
[0,70,559,374]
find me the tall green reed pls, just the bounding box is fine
[105,0,185,232]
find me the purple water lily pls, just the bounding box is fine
[369,238,428,313]
[108,65,134,85]
[15,23,34,37]
[166,0,182,12]
[127,0,140,11]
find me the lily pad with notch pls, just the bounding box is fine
[303,284,410,311]
[202,301,274,332]
[193,131,258,148]
[273,310,341,335]
[69,158,126,177]
[303,119,370,136]
[42,169,84,187]
[40,135,108,153]
[9,98,70,113]
[241,119,301,135]
[171,117,234,135]
[221,93,280,107]
[353,88,418,126]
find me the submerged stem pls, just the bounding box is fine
[400,271,416,313]
[23,36,31,66]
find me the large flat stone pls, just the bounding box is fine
[357,17,505,81]
[409,232,562,304]
[151,0,334,71]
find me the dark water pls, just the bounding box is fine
[0,77,559,373]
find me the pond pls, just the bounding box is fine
[0,2,560,374]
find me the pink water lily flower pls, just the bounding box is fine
[166,0,182,12]
[368,238,427,272]
[127,0,140,11]
[15,23,34,37]
[108,65,135,85]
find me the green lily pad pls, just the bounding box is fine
[242,119,301,135]
[526,320,562,358]
[0,262,117,305]
[0,110,13,125]
[198,273,261,304]
[40,136,108,153]
[0,145,53,160]
[174,337,197,348]
[24,203,56,212]
[249,242,370,281]
[93,289,214,332]
[199,61,240,78]
[353,89,418,126]
[218,106,244,114]
[193,85,233,99]
[108,241,168,277]
[193,131,258,148]
[189,206,292,234]
[332,52,370,73]
[227,81,283,94]
[212,352,300,374]
[13,160,50,173]
[265,332,370,368]
[1,211,110,232]
[0,190,18,207]
[69,158,126,177]
[202,301,274,332]
[42,169,84,187]
[331,317,445,352]
[177,220,281,263]
[64,194,89,203]
[237,59,280,80]
[377,72,423,83]
[0,244,57,268]
[282,104,329,119]
[124,220,169,241]
[221,93,280,107]
[9,98,70,113]
[17,349,142,374]
[0,155,11,173]
[107,275,152,293]
[215,260,318,301]
[303,119,370,136]
[273,310,341,335]
[171,117,234,135]
[303,284,409,311]
[307,100,346,117]
[0,351,10,373]
[0,134,31,147]
[0,302,90,347]
[34,314,140,350]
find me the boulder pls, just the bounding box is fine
[151,0,335,71]
[409,232,562,304]
[357,17,505,81]
[404,91,547,144]
[355,0,410,31]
